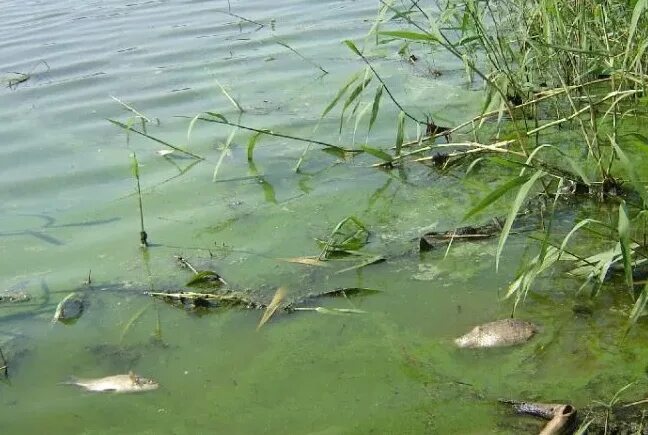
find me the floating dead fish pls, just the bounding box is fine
[1,72,30,88]
[52,292,85,324]
[454,319,537,348]
[500,400,566,420]
[63,371,158,393]
[502,400,576,434]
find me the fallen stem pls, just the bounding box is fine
[179,115,360,153]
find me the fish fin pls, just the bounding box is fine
[128,371,137,383]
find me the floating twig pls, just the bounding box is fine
[110,95,155,124]
[146,291,259,307]
[109,119,204,160]
[218,11,264,31]
[291,307,366,315]
[175,255,199,274]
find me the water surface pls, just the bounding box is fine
[2,1,648,433]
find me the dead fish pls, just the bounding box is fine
[454,319,537,348]
[63,371,158,393]
[500,400,565,419]
[52,292,85,324]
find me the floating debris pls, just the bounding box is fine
[317,216,369,259]
[257,287,287,330]
[1,72,30,89]
[146,290,261,309]
[313,287,380,298]
[62,371,158,393]
[454,319,537,348]
[52,292,85,324]
[0,292,30,304]
[147,286,380,314]
[420,223,500,251]
[290,307,366,315]
[279,256,329,267]
[176,256,228,290]
[185,271,228,289]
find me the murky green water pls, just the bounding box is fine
[2,1,648,433]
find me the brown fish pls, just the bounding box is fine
[454,319,537,348]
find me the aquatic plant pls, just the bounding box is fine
[130,153,148,248]
[348,0,648,326]
[108,0,648,327]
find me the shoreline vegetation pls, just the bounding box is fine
[111,0,648,325]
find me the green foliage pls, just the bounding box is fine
[496,170,545,271]
[318,216,370,259]
[246,130,268,162]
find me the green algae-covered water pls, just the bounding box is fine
[3,1,648,433]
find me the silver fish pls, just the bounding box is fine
[64,372,159,393]
[454,319,537,348]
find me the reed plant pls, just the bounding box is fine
[361,0,648,325]
[110,0,648,325]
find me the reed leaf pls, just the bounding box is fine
[353,102,372,144]
[343,39,362,56]
[257,286,287,330]
[629,281,648,328]
[395,111,405,157]
[368,85,384,132]
[560,219,601,254]
[321,71,361,118]
[247,130,268,162]
[108,119,204,160]
[618,201,633,289]
[362,145,393,162]
[623,0,648,69]
[215,79,244,113]
[496,170,545,271]
[378,30,438,43]
[205,112,228,123]
[463,174,531,221]
[186,113,202,146]
[213,126,238,181]
[611,136,648,205]
[342,77,373,113]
